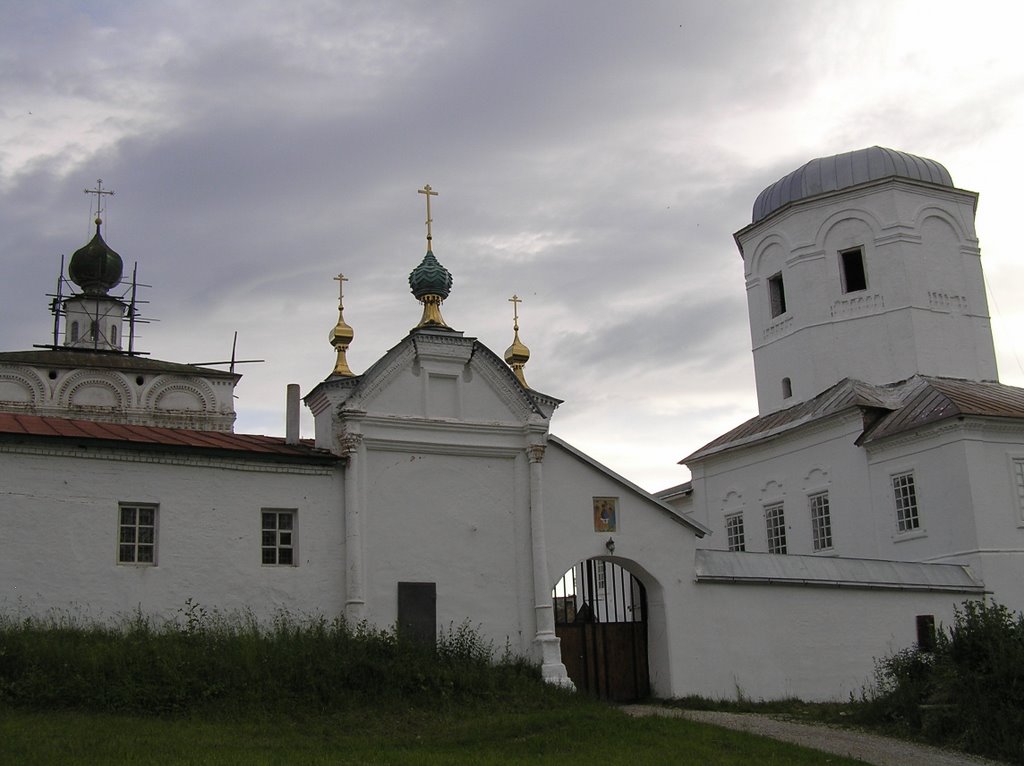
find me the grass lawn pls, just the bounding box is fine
[0,703,867,765]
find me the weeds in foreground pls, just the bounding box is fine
[0,602,555,716]
[857,599,1024,763]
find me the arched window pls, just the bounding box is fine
[89,320,98,340]
[782,377,793,399]
[111,325,118,345]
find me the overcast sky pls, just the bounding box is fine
[2,1,1023,491]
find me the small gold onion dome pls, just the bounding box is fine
[504,295,530,388]
[329,273,355,376]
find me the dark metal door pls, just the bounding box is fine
[553,560,649,701]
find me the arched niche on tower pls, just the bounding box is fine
[145,378,215,412]
[57,372,133,411]
[812,207,885,252]
[920,214,966,304]
[0,369,46,405]
[745,232,792,280]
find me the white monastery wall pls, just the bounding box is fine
[0,448,343,621]
[681,582,963,701]
[361,447,535,654]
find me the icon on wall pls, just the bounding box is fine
[593,496,618,533]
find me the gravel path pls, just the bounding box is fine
[621,705,1007,765]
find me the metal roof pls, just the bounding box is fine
[751,147,954,224]
[860,377,1024,444]
[695,549,984,593]
[0,412,337,463]
[684,376,1024,464]
[0,349,238,379]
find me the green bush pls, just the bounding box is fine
[0,602,553,716]
[862,599,1024,763]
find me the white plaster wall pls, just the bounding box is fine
[679,582,965,701]
[0,448,344,622]
[361,448,535,654]
[866,434,978,564]
[691,414,878,558]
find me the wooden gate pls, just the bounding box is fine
[553,560,649,701]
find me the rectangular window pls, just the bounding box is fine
[840,247,868,293]
[892,472,920,532]
[1013,459,1024,523]
[118,504,157,565]
[808,491,833,551]
[725,513,745,551]
[764,503,787,554]
[262,509,296,565]
[768,273,787,317]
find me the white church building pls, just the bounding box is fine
[2,148,1020,702]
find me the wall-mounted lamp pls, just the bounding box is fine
[605,537,615,554]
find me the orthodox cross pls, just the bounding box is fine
[418,184,438,245]
[509,294,522,329]
[83,179,115,219]
[334,272,348,305]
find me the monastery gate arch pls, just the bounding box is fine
[552,557,651,701]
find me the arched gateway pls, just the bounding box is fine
[552,559,650,701]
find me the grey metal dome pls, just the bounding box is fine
[751,147,954,224]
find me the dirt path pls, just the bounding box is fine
[621,705,1006,766]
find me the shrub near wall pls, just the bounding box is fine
[867,600,1024,763]
[0,603,549,715]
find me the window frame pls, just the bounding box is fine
[768,272,787,318]
[725,512,745,552]
[891,471,921,533]
[839,246,868,293]
[117,503,158,566]
[1012,457,1024,526]
[808,491,833,551]
[764,502,787,554]
[262,508,297,566]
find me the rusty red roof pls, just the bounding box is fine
[0,412,338,464]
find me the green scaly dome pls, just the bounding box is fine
[408,250,453,299]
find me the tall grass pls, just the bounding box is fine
[0,600,554,716]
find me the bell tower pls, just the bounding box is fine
[734,147,998,414]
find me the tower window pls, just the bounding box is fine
[768,273,787,317]
[840,247,867,293]
[781,377,793,399]
[111,325,118,345]
[70,321,79,342]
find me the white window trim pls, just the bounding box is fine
[1010,455,1024,528]
[117,503,158,566]
[890,470,926,540]
[261,508,298,566]
[808,490,833,552]
[724,512,745,552]
[764,502,787,554]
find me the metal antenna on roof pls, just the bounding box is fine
[190,331,264,374]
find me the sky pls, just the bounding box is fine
[2,0,1023,492]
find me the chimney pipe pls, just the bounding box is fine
[286,384,300,445]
